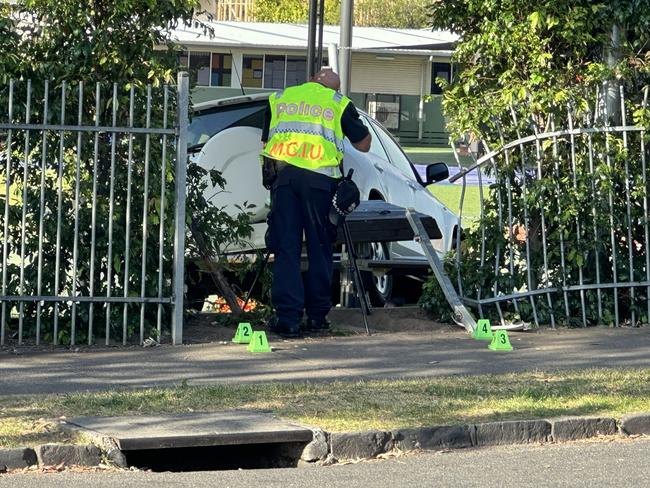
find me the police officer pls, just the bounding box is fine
[261,68,371,338]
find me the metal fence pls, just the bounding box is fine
[449,86,650,328]
[0,73,189,346]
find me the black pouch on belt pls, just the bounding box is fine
[261,156,279,190]
[329,169,360,227]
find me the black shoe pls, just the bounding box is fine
[304,317,331,332]
[268,317,302,338]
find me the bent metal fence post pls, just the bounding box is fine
[0,72,189,346]
[449,87,650,328]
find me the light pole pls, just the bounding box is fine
[339,0,353,96]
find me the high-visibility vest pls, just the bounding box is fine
[262,82,351,177]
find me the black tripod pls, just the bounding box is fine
[243,218,372,336]
[340,217,372,335]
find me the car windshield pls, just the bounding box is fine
[188,101,267,150]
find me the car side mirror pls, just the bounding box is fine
[425,162,449,184]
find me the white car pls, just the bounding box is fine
[188,93,458,304]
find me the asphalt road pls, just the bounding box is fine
[2,326,650,395]
[2,437,648,487]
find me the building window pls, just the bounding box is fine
[242,55,264,88]
[264,55,286,89]
[190,51,211,86]
[286,56,307,87]
[367,94,401,131]
[211,53,232,87]
[431,62,452,95]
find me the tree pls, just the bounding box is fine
[429,0,650,138]
[0,3,21,79]
[253,0,430,29]
[420,1,650,326]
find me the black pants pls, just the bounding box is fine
[266,165,338,327]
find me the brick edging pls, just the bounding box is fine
[300,413,650,464]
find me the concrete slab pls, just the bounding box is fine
[64,412,313,451]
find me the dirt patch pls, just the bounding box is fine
[183,307,454,344]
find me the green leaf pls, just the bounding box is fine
[529,11,541,30]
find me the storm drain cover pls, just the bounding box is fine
[65,411,313,450]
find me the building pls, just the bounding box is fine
[173,21,457,145]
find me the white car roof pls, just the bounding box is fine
[192,91,375,119]
[193,92,271,112]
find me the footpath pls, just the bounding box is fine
[2,317,650,395]
[2,311,650,472]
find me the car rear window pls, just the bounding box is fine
[188,101,267,150]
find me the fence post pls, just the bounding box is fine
[172,72,189,345]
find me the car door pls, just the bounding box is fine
[363,117,417,211]
[346,116,392,200]
[411,173,458,255]
[365,118,423,256]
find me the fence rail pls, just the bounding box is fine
[0,73,189,346]
[449,86,650,328]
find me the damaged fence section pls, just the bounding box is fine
[450,85,650,328]
[0,73,189,346]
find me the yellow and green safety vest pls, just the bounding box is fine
[262,82,351,177]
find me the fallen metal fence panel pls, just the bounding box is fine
[449,87,650,327]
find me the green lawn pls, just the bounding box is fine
[3,368,650,447]
[403,146,484,222]
[403,146,473,168]
[428,184,483,223]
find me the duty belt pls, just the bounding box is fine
[269,159,341,178]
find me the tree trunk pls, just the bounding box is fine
[189,218,243,315]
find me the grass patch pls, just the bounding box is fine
[429,184,483,223]
[403,145,485,223]
[3,368,650,447]
[403,146,472,167]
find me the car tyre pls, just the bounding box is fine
[357,241,393,306]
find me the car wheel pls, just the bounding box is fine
[357,241,394,306]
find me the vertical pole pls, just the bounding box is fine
[53,81,67,344]
[328,44,340,73]
[604,97,620,325]
[567,105,587,327]
[509,107,540,327]
[641,87,650,326]
[307,0,318,79]
[620,87,635,326]
[88,83,101,345]
[418,61,425,141]
[316,0,325,71]
[18,80,32,345]
[1,80,14,346]
[122,85,135,345]
[70,82,84,346]
[550,116,571,321]
[36,81,49,345]
[105,83,118,345]
[339,0,354,96]
[172,72,189,345]
[157,86,170,341]
[139,85,152,345]
[531,118,556,328]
